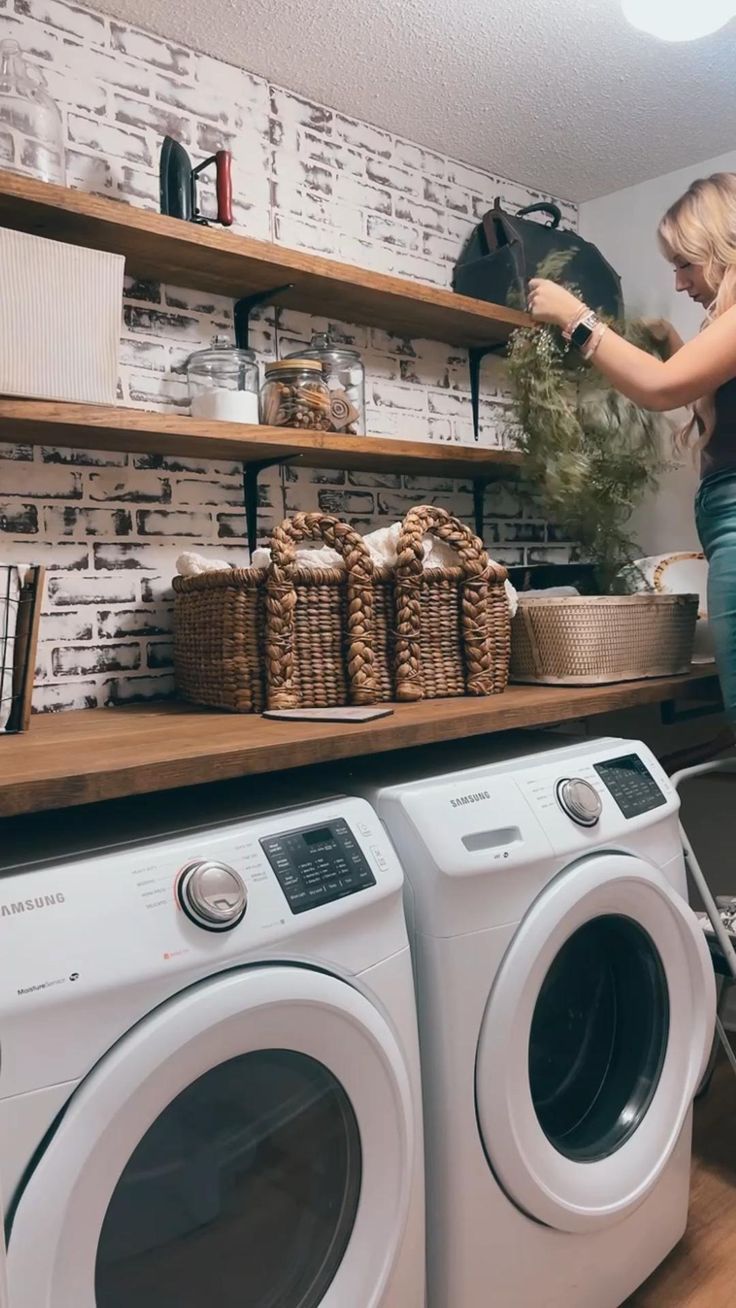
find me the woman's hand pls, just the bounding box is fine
[527,279,585,329]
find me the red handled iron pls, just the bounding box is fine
[159,136,233,226]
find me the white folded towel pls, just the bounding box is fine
[177,530,518,614]
[176,552,236,577]
[252,522,463,572]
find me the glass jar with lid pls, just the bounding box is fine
[0,39,65,185]
[286,333,366,435]
[186,335,260,424]
[260,360,332,430]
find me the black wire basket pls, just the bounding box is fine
[1,564,45,734]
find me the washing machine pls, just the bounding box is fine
[346,732,716,1308]
[0,787,424,1308]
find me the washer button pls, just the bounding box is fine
[556,778,603,827]
[179,860,247,931]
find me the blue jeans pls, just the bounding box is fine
[695,470,736,721]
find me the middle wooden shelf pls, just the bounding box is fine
[0,398,523,481]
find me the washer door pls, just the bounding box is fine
[476,853,715,1234]
[7,965,415,1307]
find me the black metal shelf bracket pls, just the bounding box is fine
[234,284,295,349]
[468,342,507,442]
[243,456,301,556]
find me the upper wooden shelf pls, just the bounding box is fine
[0,170,530,347]
[0,670,719,818]
[0,399,522,479]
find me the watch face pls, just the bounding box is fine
[571,321,594,347]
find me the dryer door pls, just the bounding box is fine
[476,852,715,1234]
[7,964,416,1308]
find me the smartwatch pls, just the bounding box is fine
[569,310,601,350]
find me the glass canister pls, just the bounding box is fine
[0,39,65,185]
[286,333,366,435]
[260,360,332,430]
[186,335,260,423]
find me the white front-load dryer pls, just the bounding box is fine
[0,790,424,1308]
[347,733,716,1308]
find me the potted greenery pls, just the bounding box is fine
[505,297,699,685]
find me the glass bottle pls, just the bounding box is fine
[186,335,260,424]
[0,39,65,186]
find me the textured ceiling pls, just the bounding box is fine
[89,0,736,201]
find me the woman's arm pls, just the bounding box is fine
[528,279,736,412]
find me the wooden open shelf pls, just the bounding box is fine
[0,670,719,818]
[0,170,530,347]
[0,399,522,479]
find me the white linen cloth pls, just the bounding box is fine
[177,521,519,615]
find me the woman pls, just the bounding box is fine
[528,171,736,763]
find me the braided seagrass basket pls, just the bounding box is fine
[173,507,511,712]
[264,513,393,710]
[173,513,393,713]
[393,505,510,702]
[173,563,267,713]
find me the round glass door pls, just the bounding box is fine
[95,1050,361,1307]
[7,965,415,1307]
[475,853,715,1233]
[529,916,669,1163]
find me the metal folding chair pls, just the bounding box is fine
[672,757,736,1079]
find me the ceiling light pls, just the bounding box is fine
[622,0,736,40]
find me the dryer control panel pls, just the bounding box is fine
[261,820,377,914]
[594,753,667,820]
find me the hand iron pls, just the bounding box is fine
[159,135,233,226]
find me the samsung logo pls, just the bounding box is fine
[1,893,66,918]
[450,791,490,809]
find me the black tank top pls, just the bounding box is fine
[701,376,736,480]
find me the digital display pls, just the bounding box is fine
[302,827,333,846]
[594,754,666,820]
[261,819,377,914]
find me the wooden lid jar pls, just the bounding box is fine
[260,359,332,431]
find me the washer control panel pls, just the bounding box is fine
[260,819,377,915]
[594,753,667,819]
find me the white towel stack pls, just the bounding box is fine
[176,521,518,615]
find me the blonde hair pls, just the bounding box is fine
[658,172,736,447]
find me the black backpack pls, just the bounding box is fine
[454,199,624,321]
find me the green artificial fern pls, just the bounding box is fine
[506,255,670,593]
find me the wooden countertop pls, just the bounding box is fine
[0,670,719,818]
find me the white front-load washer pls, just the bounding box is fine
[346,732,716,1308]
[0,789,424,1308]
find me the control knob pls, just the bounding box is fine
[556,778,602,827]
[178,860,247,931]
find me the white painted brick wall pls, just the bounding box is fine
[0,0,578,713]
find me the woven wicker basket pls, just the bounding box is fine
[173,507,511,713]
[265,513,393,710]
[394,505,511,702]
[173,564,267,713]
[510,593,699,686]
[174,513,392,713]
